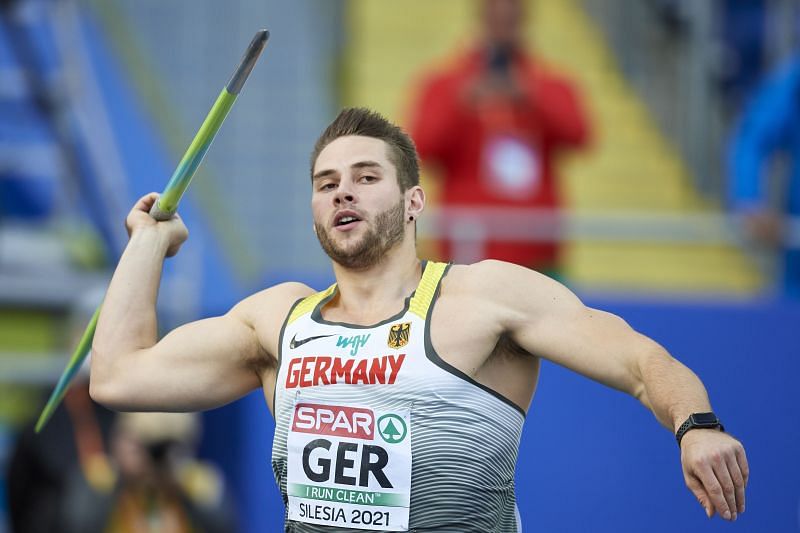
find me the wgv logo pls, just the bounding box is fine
[336,334,370,356]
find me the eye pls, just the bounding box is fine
[318,182,337,192]
[360,175,377,183]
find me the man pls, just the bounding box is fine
[409,0,589,272]
[91,108,747,532]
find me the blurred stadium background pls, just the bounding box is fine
[0,0,798,531]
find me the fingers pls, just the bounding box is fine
[126,194,158,238]
[688,452,747,521]
[129,192,184,224]
[726,453,746,514]
[681,431,749,522]
[693,461,732,520]
[711,455,737,520]
[125,193,187,251]
[133,192,160,212]
[685,473,714,518]
[735,444,750,488]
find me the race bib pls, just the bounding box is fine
[286,399,412,531]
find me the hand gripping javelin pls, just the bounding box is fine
[35,29,270,433]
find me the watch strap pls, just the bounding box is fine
[676,412,724,447]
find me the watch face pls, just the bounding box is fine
[691,412,719,426]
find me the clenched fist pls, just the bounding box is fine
[126,192,189,257]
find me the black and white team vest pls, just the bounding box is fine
[272,261,525,532]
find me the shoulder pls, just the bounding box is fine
[229,282,316,326]
[224,282,319,363]
[441,260,582,324]
[443,259,555,296]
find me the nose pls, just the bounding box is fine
[333,180,356,205]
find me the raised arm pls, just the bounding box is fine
[476,260,748,521]
[90,193,306,412]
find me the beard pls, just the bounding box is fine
[315,198,406,270]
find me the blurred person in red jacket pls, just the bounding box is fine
[409,0,590,275]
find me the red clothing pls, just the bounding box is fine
[410,46,590,268]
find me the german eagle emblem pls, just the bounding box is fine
[387,322,411,348]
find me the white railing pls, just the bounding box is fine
[420,207,800,247]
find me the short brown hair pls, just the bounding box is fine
[310,107,420,191]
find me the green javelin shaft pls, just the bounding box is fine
[35,29,269,433]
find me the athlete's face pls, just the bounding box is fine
[311,136,408,269]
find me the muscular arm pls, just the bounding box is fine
[513,284,707,430]
[90,193,307,412]
[471,260,748,521]
[91,294,268,412]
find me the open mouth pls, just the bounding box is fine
[334,211,363,229]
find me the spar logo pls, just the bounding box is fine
[377,414,407,444]
[292,403,374,440]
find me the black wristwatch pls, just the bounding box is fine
[675,412,724,447]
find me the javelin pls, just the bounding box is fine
[35,29,270,433]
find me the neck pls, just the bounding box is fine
[329,242,422,323]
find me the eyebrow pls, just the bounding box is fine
[312,160,384,181]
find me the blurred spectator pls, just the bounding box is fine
[60,412,237,533]
[409,0,590,274]
[6,283,112,532]
[728,55,800,298]
[7,384,116,533]
[7,289,234,532]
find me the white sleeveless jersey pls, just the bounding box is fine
[272,262,525,532]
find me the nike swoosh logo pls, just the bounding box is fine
[289,333,336,349]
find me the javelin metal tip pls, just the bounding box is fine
[226,29,270,94]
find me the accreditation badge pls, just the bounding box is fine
[286,397,412,531]
[483,134,541,200]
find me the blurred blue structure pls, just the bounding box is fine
[1,0,342,313]
[718,0,768,110]
[728,55,800,298]
[0,0,130,257]
[0,0,64,222]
